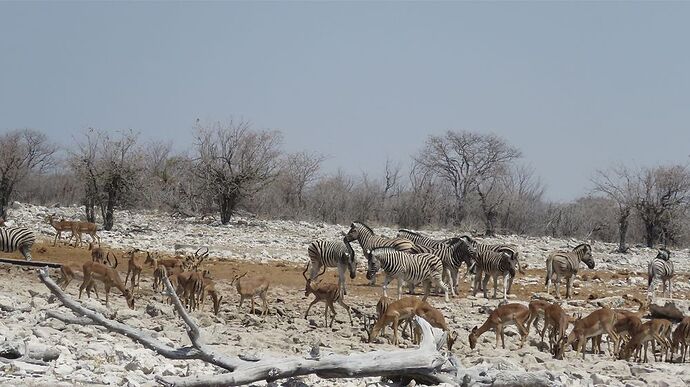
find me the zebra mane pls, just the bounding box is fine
[573,243,591,252]
[352,221,374,234]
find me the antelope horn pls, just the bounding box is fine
[302,262,310,281]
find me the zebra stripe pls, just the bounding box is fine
[648,248,674,299]
[545,243,595,299]
[306,239,357,295]
[472,249,518,301]
[396,229,454,249]
[345,222,416,285]
[366,247,449,302]
[0,227,35,261]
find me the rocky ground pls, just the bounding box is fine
[1,202,690,386]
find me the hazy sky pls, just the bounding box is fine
[1,2,689,201]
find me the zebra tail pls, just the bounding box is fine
[545,255,553,287]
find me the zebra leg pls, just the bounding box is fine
[20,245,32,261]
[444,267,456,297]
[507,274,514,295]
[554,275,561,300]
[422,280,431,301]
[502,273,510,301]
[381,275,392,298]
[481,273,490,299]
[337,265,346,296]
[492,274,498,299]
[436,277,449,302]
[565,276,573,299]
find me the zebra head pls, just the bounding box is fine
[574,243,595,269]
[504,251,519,277]
[656,248,671,261]
[450,238,479,269]
[344,239,357,279]
[343,223,360,243]
[365,249,380,281]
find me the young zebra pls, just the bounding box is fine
[306,238,357,296]
[0,227,36,261]
[472,250,518,301]
[545,243,595,299]
[459,235,522,293]
[366,247,449,302]
[408,239,478,296]
[648,248,674,299]
[344,221,417,285]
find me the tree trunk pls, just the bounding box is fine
[0,191,8,220]
[103,195,115,231]
[617,211,629,253]
[220,194,238,225]
[644,221,655,248]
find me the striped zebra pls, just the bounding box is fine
[366,247,449,302]
[408,239,478,296]
[0,227,36,261]
[471,249,518,301]
[344,221,417,285]
[545,243,595,299]
[459,235,522,293]
[306,238,357,296]
[648,248,674,299]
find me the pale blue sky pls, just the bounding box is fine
[1,2,689,201]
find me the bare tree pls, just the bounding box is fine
[0,129,57,218]
[635,165,690,247]
[70,129,144,230]
[415,131,521,226]
[499,164,545,235]
[591,164,636,252]
[193,120,282,224]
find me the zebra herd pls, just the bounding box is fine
[308,221,679,302]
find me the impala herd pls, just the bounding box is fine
[43,214,690,366]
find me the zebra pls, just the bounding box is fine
[544,243,595,299]
[472,250,518,301]
[459,235,522,293]
[0,227,36,261]
[306,238,357,296]
[366,247,449,302]
[344,221,417,285]
[648,248,674,299]
[408,239,478,296]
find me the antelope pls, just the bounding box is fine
[145,252,185,290]
[413,301,458,350]
[592,298,649,354]
[541,303,571,352]
[124,248,145,289]
[88,243,117,267]
[619,319,673,362]
[468,303,530,350]
[57,263,97,295]
[79,261,134,309]
[525,299,552,338]
[231,272,270,316]
[555,307,619,359]
[70,220,100,248]
[670,316,690,363]
[46,214,75,246]
[369,296,424,345]
[202,276,223,315]
[302,264,353,327]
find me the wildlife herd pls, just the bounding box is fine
[0,214,688,367]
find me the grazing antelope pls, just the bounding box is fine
[124,249,145,289]
[619,319,673,362]
[525,300,552,337]
[541,303,571,352]
[79,261,134,309]
[57,263,97,295]
[201,275,223,315]
[231,272,270,316]
[46,214,75,246]
[302,264,353,327]
[468,303,530,350]
[414,301,458,350]
[369,296,424,345]
[556,307,619,360]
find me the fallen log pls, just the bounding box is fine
[0,257,62,269]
